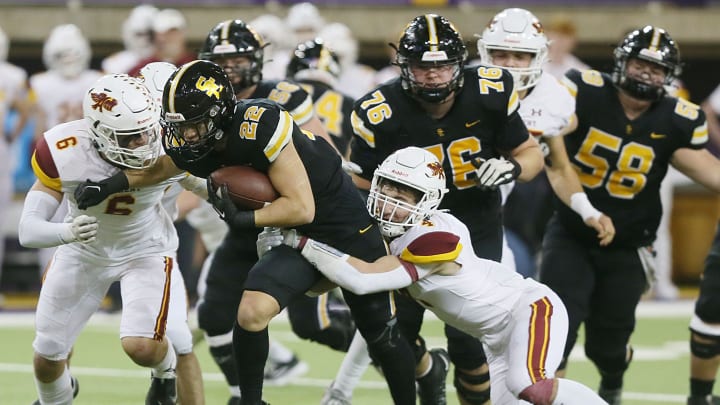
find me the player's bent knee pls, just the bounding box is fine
[197,300,235,335]
[363,318,402,356]
[518,378,555,405]
[454,367,491,405]
[237,290,280,331]
[691,331,720,359]
[122,336,163,366]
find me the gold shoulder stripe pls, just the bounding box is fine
[351,111,375,147]
[290,95,313,126]
[507,89,519,116]
[264,110,292,162]
[31,151,62,192]
[561,76,577,98]
[400,242,462,264]
[691,122,709,145]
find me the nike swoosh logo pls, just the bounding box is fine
[650,132,666,139]
[465,120,481,128]
[359,224,373,234]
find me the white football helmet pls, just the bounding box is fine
[250,14,294,53]
[122,4,158,58]
[286,2,325,43]
[139,61,176,103]
[42,24,91,78]
[368,147,448,238]
[83,74,162,169]
[319,22,358,70]
[476,8,548,91]
[0,25,8,62]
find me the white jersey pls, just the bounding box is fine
[337,64,377,100]
[101,50,141,74]
[518,72,575,139]
[186,200,227,253]
[0,61,27,173]
[29,69,102,130]
[31,119,178,265]
[390,211,550,349]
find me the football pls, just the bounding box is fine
[209,166,279,210]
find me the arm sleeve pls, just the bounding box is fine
[300,238,414,295]
[18,190,74,248]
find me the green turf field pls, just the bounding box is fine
[0,302,697,404]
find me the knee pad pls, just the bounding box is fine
[454,367,491,405]
[518,379,554,405]
[690,331,720,359]
[197,299,236,336]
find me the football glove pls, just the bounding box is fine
[206,177,255,229]
[74,172,129,210]
[256,227,283,259]
[341,159,363,175]
[60,215,99,244]
[472,157,521,189]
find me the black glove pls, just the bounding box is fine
[206,176,256,229]
[74,171,130,210]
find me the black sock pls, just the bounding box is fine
[209,341,239,386]
[232,321,268,404]
[599,369,624,391]
[367,332,416,404]
[690,378,715,397]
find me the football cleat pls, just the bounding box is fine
[417,348,450,405]
[320,381,352,405]
[598,387,622,405]
[687,395,720,405]
[263,354,309,386]
[31,375,79,405]
[145,375,177,405]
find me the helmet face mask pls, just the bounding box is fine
[198,19,265,91]
[476,8,548,91]
[612,25,681,101]
[83,74,162,169]
[368,147,448,238]
[161,60,236,163]
[395,14,468,103]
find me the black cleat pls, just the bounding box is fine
[227,396,242,405]
[598,387,622,405]
[32,376,79,405]
[688,395,720,405]
[145,375,177,405]
[417,348,450,405]
[263,354,308,386]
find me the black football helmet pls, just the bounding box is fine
[161,60,236,162]
[198,19,265,91]
[286,38,341,85]
[612,25,682,101]
[395,14,468,103]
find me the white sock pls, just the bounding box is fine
[229,385,241,397]
[333,331,371,397]
[152,342,177,379]
[553,378,608,404]
[268,339,294,363]
[35,366,73,405]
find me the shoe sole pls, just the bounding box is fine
[264,361,310,386]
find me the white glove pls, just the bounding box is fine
[473,157,520,189]
[61,215,98,244]
[341,159,363,175]
[256,227,284,259]
[281,228,306,249]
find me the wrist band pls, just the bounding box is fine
[570,192,602,221]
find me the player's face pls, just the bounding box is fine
[178,121,209,144]
[116,126,157,149]
[488,50,533,68]
[211,55,252,87]
[376,182,419,223]
[625,58,667,87]
[408,61,457,88]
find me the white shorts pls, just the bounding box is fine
[486,286,569,405]
[33,252,175,360]
[167,259,193,355]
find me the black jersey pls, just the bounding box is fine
[350,66,529,234]
[168,98,371,247]
[251,79,315,127]
[297,80,354,156]
[557,68,708,247]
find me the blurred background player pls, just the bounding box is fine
[543,15,590,80]
[0,24,31,300]
[249,14,294,81]
[286,38,355,156]
[128,8,195,77]
[538,25,720,404]
[476,8,614,276]
[318,22,377,99]
[102,4,158,74]
[286,2,325,44]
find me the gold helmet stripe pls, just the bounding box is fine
[167,60,202,113]
[220,20,232,44]
[425,14,439,51]
[648,27,661,52]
